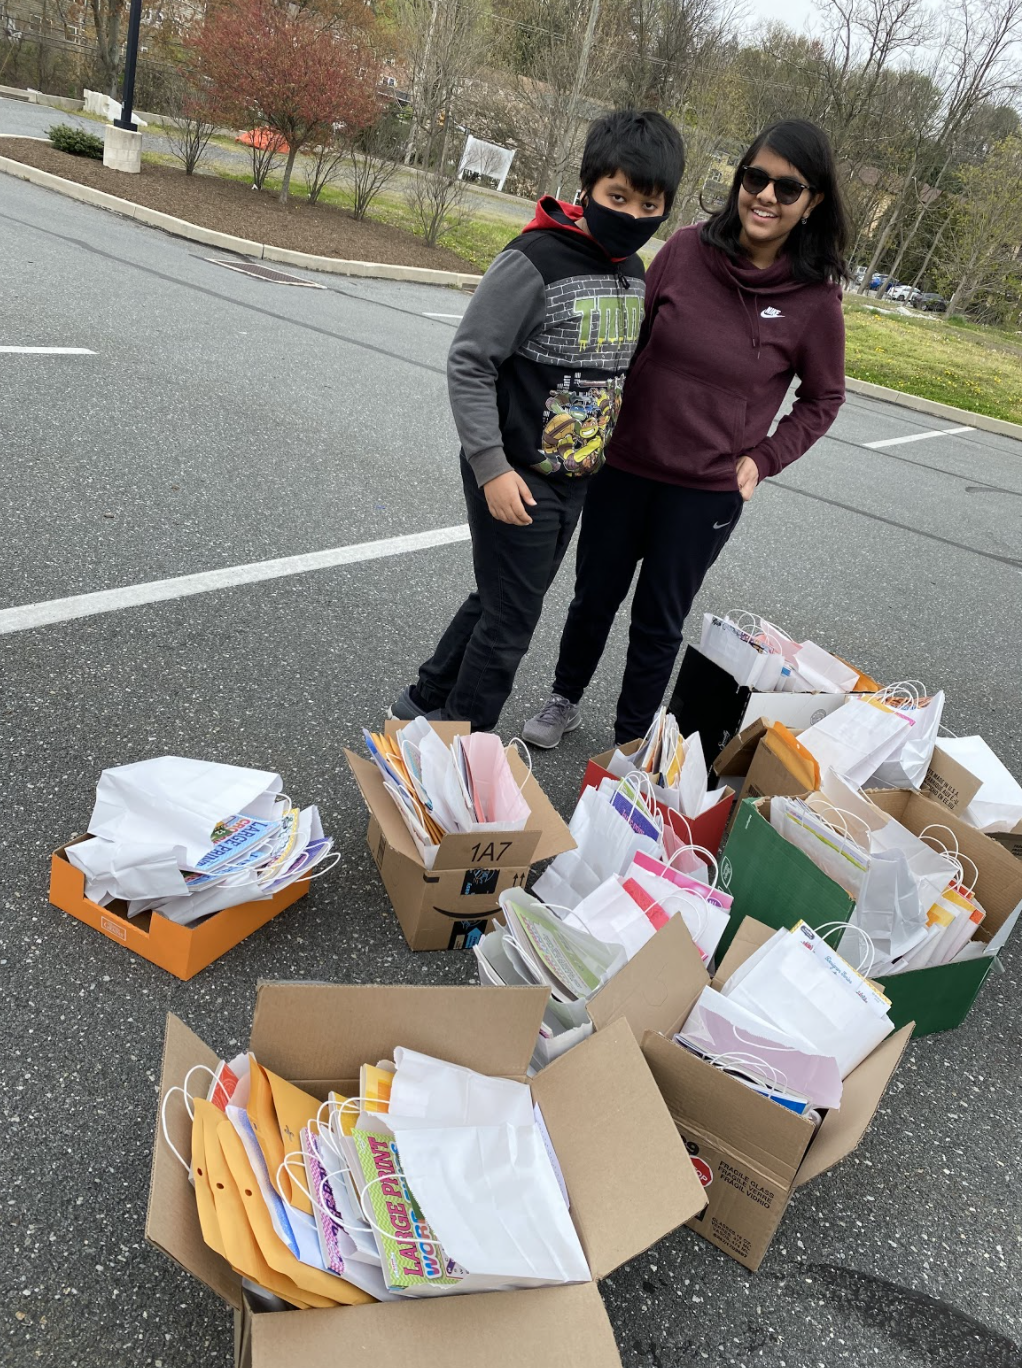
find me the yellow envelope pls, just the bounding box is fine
[217,1119,374,1306]
[247,1054,320,1215]
[765,722,821,792]
[203,1115,316,1309]
[191,1099,231,1264]
[360,1063,393,1114]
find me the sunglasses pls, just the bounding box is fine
[740,165,813,206]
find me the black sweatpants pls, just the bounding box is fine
[416,456,586,731]
[552,464,743,744]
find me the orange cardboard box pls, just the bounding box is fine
[49,837,309,980]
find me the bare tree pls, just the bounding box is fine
[396,0,490,171]
[347,114,405,218]
[164,86,218,175]
[405,161,467,245]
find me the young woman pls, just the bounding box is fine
[524,118,849,748]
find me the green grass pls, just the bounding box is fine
[843,302,1022,424]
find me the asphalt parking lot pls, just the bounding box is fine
[2,155,1022,1368]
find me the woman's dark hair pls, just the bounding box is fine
[580,109,686,214]
[701,119,849,284]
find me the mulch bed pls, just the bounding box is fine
[0,138,474,272]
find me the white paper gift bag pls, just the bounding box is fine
[720,929,895,1077]
[88,756,282,866]
[798,698,914,789]
[384,1117,590,1289]
[389,1048,534,1127]
[940,735,1022,833]
[870,689,945,790]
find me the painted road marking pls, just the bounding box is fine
[0,524,471,635]
[0,346,96,354]
[422,313,464,320]
[864,425,974,449]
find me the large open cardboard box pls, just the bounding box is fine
[711,719,819,837]
[346,723,575,951]
[49,838,309,980]
[639,916,913,1272]
[716,793,1022,1035]
[582,739,734,859]
[147,983,707,1366]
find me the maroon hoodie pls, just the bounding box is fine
[606,225,846,489]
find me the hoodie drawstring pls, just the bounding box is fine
[737,287,762,359]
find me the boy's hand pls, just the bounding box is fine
[484,470,537,525]
[735,455,760,501]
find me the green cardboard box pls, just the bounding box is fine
[716,792,1022,1036]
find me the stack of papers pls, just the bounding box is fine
[66,757,335,926]
[605,708,726,818]
[175,1043,589,1308]
[364,719,530,869]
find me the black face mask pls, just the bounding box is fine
[582,197,666,259]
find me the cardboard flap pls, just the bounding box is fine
[640,1029,814,1188]
[249,1282,622,1368]
[531,1018,705,1279]
[587,914,708,1037]
[921,745,982,814]
[249,983,549,1081]
[710,916,777,990]
[793,1023,913,1188]
[713,722,768,777]
[346,748,421,864]
[145,1015,243,1309]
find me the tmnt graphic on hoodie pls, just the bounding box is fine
[446,196,646,486]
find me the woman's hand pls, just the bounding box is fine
[735,455,760,501]
[484,470,537,525]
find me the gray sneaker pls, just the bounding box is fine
[522,694,582,749]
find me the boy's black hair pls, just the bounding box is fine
[580,109,686,214]
[701,119,850,285]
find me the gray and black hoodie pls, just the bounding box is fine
[447,196,647,488]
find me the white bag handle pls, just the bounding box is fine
[814,920,877,976]
[663,842,719,888]
[506,736,534,792]
[613,771,664,834]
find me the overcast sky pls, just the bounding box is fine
[742,0,819,37]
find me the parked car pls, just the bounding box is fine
[887,284,920,303]
[913,293,948,312]
[870,273,893,291]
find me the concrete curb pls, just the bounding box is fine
[844,376,1022,443]
[0,144,483,289]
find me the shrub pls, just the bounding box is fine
[47,124,105,159]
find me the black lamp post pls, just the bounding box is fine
[113,0,144,131]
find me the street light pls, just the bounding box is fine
[113,0,144,131]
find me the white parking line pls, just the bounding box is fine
[422,313,464,320]
[0,524,471,635]
[864,425,974,449]
[0,346,96,354]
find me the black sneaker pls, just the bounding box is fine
[387,685,445,722]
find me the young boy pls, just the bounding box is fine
[389,109,685,731]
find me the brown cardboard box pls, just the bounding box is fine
[346,723,574,951]
[637,916,913,1272]
[712,721,818,834]
[920,745,983,815]
[147,984,707,1367]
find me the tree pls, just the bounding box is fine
[189,0,380,203]
[394,0,490,171]
[164,84,218,176]
[940,136,1022,314]
[347,111,405,219]
[88,0,127,96]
